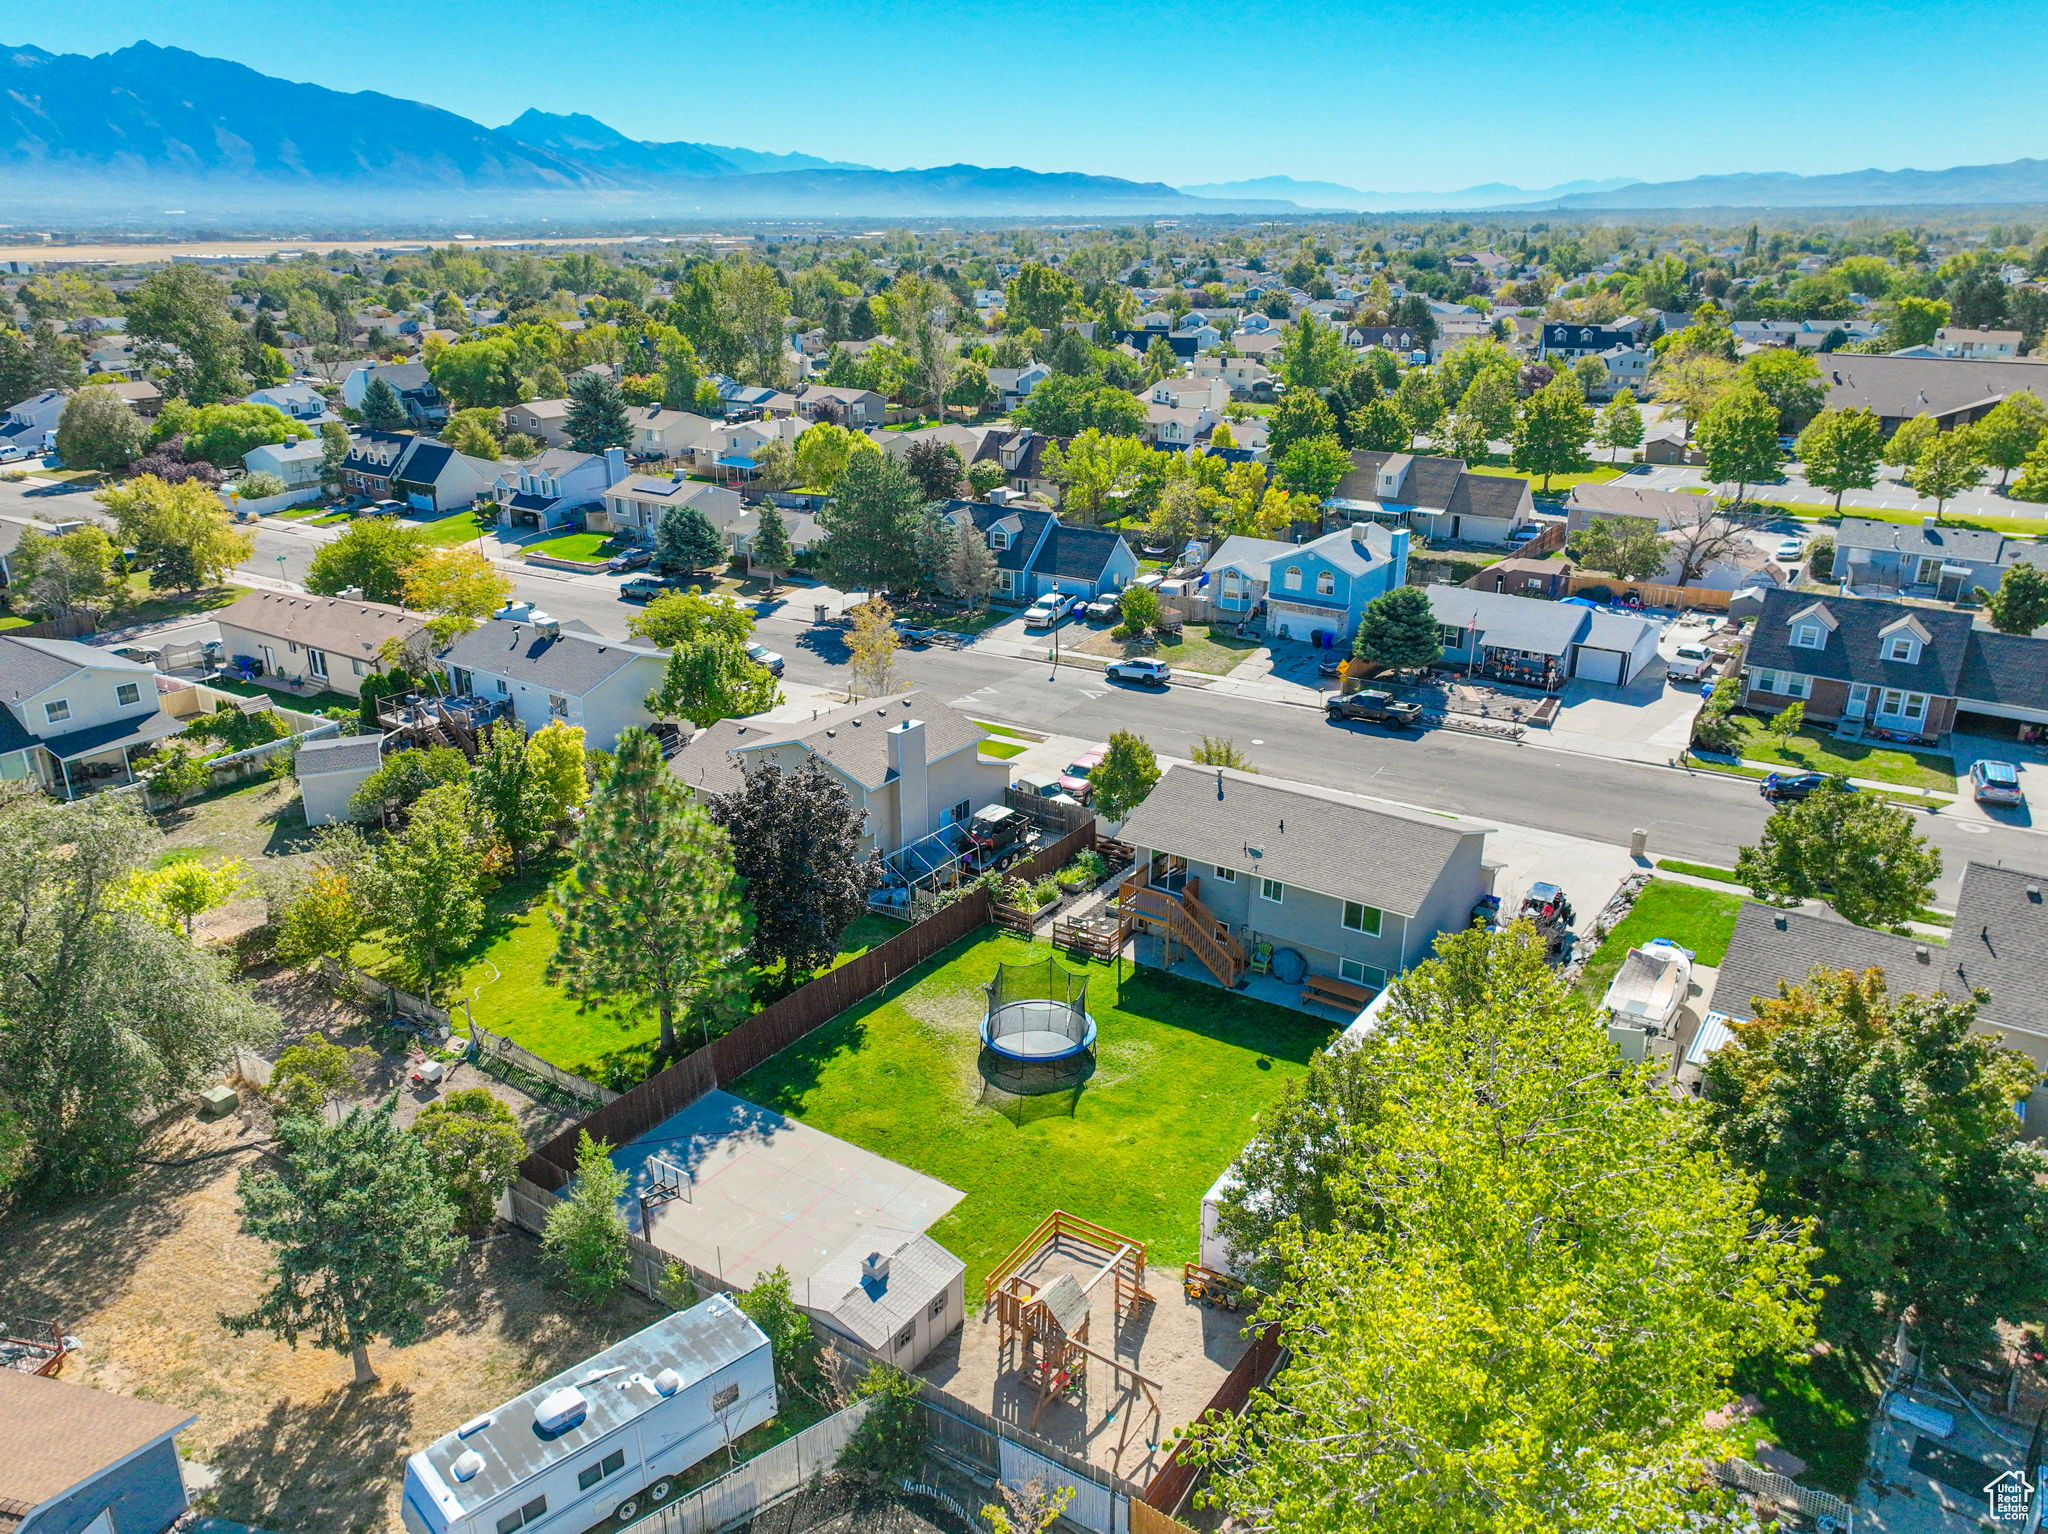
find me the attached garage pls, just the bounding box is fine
[1571,610,1662,684]
[1572,645,1626,685]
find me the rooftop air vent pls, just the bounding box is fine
[451,1449,486,1482]
[534,1386,588,1434]
[456,1413,495,1438]
[652,1367,682,1398]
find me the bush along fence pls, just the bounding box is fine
[1139,1322,1287,1517]
[518,819,1099,1192]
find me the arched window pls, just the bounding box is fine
[1283,566,1303,591]
[1317,570,1336,597]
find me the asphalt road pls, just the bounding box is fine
[213,519,2035,906]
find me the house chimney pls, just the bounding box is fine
[603,446,627,484]
[887,718,930,847]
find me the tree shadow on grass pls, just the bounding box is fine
[1109,967,1333,1065]
[1732,1343,1881,1499]
[206,1383,417,1534]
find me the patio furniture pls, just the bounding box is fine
[1300,973,1375,1013]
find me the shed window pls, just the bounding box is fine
[1342,901,1382,935]
[894,1324,916,1352]
[929,1295,947,1318]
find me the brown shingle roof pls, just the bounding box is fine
[215,590,426,664]
[0,1372,194,1513]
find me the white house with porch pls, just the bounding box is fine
[0,636,189,796]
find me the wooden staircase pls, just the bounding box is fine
[1117,873,1246,988]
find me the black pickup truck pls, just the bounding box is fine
[1325,689,1424,728]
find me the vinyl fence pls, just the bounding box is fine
[470,1018,617,1108]
[521,820,1099,1190]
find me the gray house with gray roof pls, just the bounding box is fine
[1329,450,1533,546]
[1426,585,1661,688]
[439,615,670,750]
[1830,516,2030,603]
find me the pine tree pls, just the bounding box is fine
[1352,585,1444,672]
[655,502,726,575]
[708,759,880,984]
[360,375,407,431]
[911,504,953,597]
[222,1098,461,1384]
[947,516,998,610]
[550,729,751,1056]
[817,447,923,592]
[749,501,794,589]
[541,1131,631,1303]
[564,370,631,454]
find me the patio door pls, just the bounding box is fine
[1148,852,1187,892]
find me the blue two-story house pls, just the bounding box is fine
[1201,523,1412,647]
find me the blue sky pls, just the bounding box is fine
[17,0,2047,191]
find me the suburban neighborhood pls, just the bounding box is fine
[10,32,2048,1534]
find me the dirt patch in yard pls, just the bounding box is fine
[0,1110,660,1534]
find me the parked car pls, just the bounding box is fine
[606,546,653,572]
[1759,771,1857,803]
[619,573,690,602]
[1666,643,1716,683]
[361,499,406,518]
[1325,690,1424,728]
[0,442,30,465]
[1059,748,1106,801]
[1015,769,1081,807]
[1773,537,1805,563]
[1022,596,1064,629]
[1106,657,1171,686]
[1970,759,2025,806]
[745,641,785,677]
[1084,597,1121,623]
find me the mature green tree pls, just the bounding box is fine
[1594,388,1644,462]
[1391,367,1445,438]
[1912,426,1986,522]
[643,634,781,729]
[1509,379,1593,492]
[837,1363,926,1479]
[0,788,274,1196]
[626,586,754,648]
[1796,407,1885,513]
[564,370,631,454]
[428,337,523,409]
[880,273,960,417]
[708,758,880,985]
[1347,398,1411,453]
[653,501,726,575]
[0,327,43,405]
[1199,924,1814,1533]
[542,1131,631,1302]
[817,446,925,591]
[126,264,246,402]
[1272,436,1352,500]
[306,518,430,605]
[318,419,351,492]
[1004,261,1081,334]
[748,500,794,589]
[26,321,82,393]
[96,474,254,590]
[1704,968,2048,1355]
[793,422,867,491]
[1277,312,1351,393]
[1885,412,1939,473]
[411,1088,525,1229]
[551,729,751,1056]
[905,438,966,500]
[2010,433,2048,503]
[1043,429,1159,525]
[1980,559,2048,635]
[1267,391,1340,459]
[1351,584,1443,671]
[7,525,125,616]
[1430,410,1490,465]
[1089,730,1160,824]
[1567,514,1668,582]
[369,781,486,1000]
[1882,294,1949,349]
[1735,780,1941,930]
[359,375,408,431]
[470,721,552,871]
[1969,392,2048,488]
[1693,383,1782,503]
[268,1030,374,1120]
[53,385,148,471]
[1455,366,1518,439]
[348,745,470,820]
[1738,348,1826,433]
[1014,375,1146,437]
[181,402,296,467]
[222,1098,461,1384]
[1651,352,1737,439]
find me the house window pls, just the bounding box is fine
[996,570,1015,594]
[712,1382,741,1413]
[1885,636,1918,663]
[115,682,141,707]
[1260,877,1285,903]
[1316,570,1336,597]
[577,1449,628,1491]
[1438,623,1466,649]
[43,699,69,723]
[894,1324,916,1352]
[307,648,328,679]
[1213,865,1237,882]
[989,529,1009,551]
[495,680,510,696]
[1879,689,1927,722]
[548,694,569,718]
[495,1496,548,1534]
[352,657,370,677]
[1283,566,1303,591]
[1342,901,1382,935]
[1790,623,1824,650]
[1339,958,1387,990]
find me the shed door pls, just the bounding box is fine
[1574,646,1625,685]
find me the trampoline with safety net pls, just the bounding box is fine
[981,955,1098,1063]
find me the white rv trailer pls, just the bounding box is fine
[401,1294,774,1534]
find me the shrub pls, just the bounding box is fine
[238,471,288,499]
[1032,877,1061,907]
[837,1362,926,1479]
[541,1131,630,1303]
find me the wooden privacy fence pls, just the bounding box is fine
[521,820,1099,1189]
[1565,571,1736,610]
[1141,1323,1286,1515]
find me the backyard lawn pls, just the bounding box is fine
[1722,714,1957,792]
[1728,1346,1882,1498]
[730,930,1337,1293]
[1576,880,1743,1000]
[108,577,253,630]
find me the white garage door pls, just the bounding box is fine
[1574,646,1625,685]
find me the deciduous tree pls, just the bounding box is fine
[1089,730,1159,824]
[1567,514,1668,582]
[1272,436,1351,500]
[400,546,510,626]
[127,264,246,403]
[905,437,966,500]
[846,596,902,697]
[268,1030,374,1120]
[182,402,296,467]
[368,781,485,1000]
[223,1098,461,1384]
[98,474,255,591]
[53,385,148,471]
[1693,382,1782,503]
[1735,780,1941,930]
[306,517,429,605]
[1912,426,1986,522]
[1346,398,1411,453]
[411,1088,525,1229]
[1796,407,1885,513]
[542,1130,631,1302]
[1969,392,2047,488]
[1738,347,1825,433]
[1595,388,1644,462]
[7,525,125,616]
[1509,379,1593,492]
[643,634,781,729]
[551,730,751,1056]
[1980,559,2048,635]
[470,721,552,871]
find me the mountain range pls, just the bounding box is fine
[5,41,2048,220]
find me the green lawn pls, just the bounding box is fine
[978,740,1028,760]
[354,865,909,1086]
[109,577,252,629]
[1653,858,1954,927]
[310,511,353,526]
[200,672,357,716]
[523,531,613,562]
[1729,1346,1881,1498]
[266,502,333,521]
[972,720,1044,742]
[730,930,1336,1293]
[1467,457,1626,493]
[1722,714,1957,792]
[0,611,33,631]
[408,509,497,547]
[1766,500,2048,539]
[1577,880,1743,999]
[1076,621,1259,677]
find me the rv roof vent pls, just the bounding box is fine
[652,1367,682,1398]
[456,1413,495,1438]
[533,1386,588,1434]
[451,1449,486,1482]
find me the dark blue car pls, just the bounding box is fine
[1760,771,1857,803]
